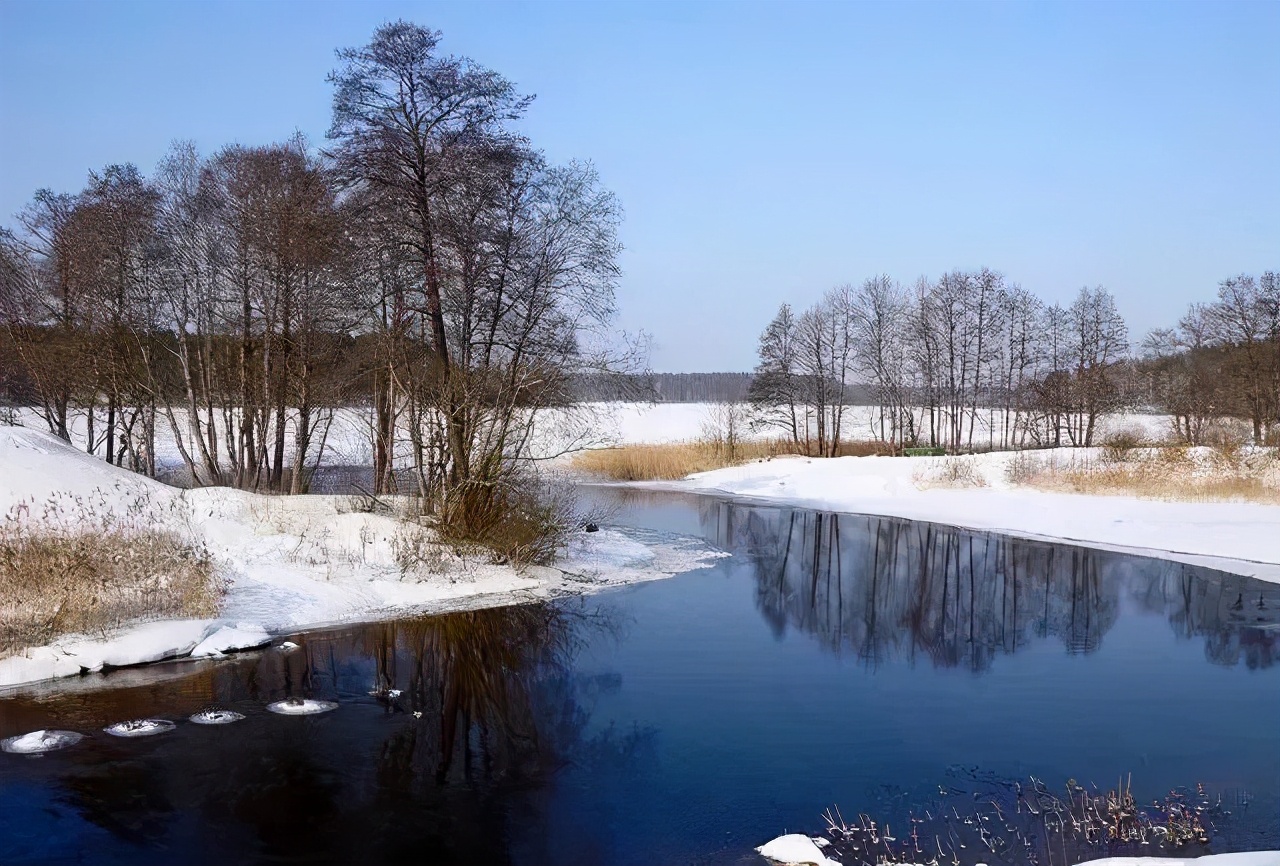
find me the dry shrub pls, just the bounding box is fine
[434,474,590,568]
[572,438,895,481]
[0,494,222,655]
[1008,444,1280,504]
[1099,427,1148,464]
[914,456,988,489]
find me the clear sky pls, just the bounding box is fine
[1,0,1277,372]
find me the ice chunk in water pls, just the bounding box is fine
[103,719,176,738]
[266,698,338,715]
[189,709,246,725]
[2,729,85,754]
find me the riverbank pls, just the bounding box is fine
[628,449,1280,583]
[0,427,725,690]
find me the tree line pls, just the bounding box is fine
[748,270,1279,454]
[0,21,634,544]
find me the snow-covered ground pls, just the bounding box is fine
[0,427,725,690]
[754,833,1280,866]
[635,449,1280,583]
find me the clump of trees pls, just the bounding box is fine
[749,269,1278,453]
[0,21,633,553]
[1143,273,1280,445]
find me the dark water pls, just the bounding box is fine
[1,489,1278,866]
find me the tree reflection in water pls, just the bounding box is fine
[2,601,646,865]
[696,499,1278,671]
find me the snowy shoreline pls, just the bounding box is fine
[755,833,1280,866]
[626,450,1280,584]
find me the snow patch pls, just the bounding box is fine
[190,623,272,657]
[756,834,841,866]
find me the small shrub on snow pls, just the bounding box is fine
[1099,427,1147,464]
[914,457,987,489]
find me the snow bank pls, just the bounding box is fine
[753,834,1279,866]
[655,451,1280,583]
[0,619,213,686]
[190,623,272,657]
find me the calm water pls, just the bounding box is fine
[1,489,1277,865]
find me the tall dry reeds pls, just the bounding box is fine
[1005,442,1280,504]
[571,438,894,481]
[0,491,222,654]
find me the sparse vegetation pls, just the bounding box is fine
[817,769,1236,866]
[912,456,988,489]
[0,493,222,654]
[1007,444,1280,504]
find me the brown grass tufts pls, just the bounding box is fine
[1008,445,1280,504]
[572,438,895,481]
[0,495,222,656]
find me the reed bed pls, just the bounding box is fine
[1006,441,1280,505]
[571,438,895,481]
[0,493,222,655]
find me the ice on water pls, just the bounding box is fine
[1,729,85,754]
[266,698,338,715]
[103,719,177,738]
[189,709,246,725]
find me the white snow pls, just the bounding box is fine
[756,834,841,866]
[0,619,214,686]
[753,835,1280,866]
[653,451,1280,583]
[0,426,725,690]
[190,623,272,657]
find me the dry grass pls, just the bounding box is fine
[0,493,222,655]
[1007,444,1280,504]
[571,438,895,481]
[913,456,989,489]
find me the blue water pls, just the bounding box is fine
[1,489,1277,865]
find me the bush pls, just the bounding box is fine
[1099,427,1147,463]
[914,456,988,489]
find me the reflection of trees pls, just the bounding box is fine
[701,500,1278,671]
[31,601,647,863]
[1137,565,1280,669]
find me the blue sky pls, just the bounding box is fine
[1,1,1276,371]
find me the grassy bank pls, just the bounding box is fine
[1006,444,1280,504]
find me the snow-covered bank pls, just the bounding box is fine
[644,450,1280,583]
[754,833,1279,866]
[0,427,725,690]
